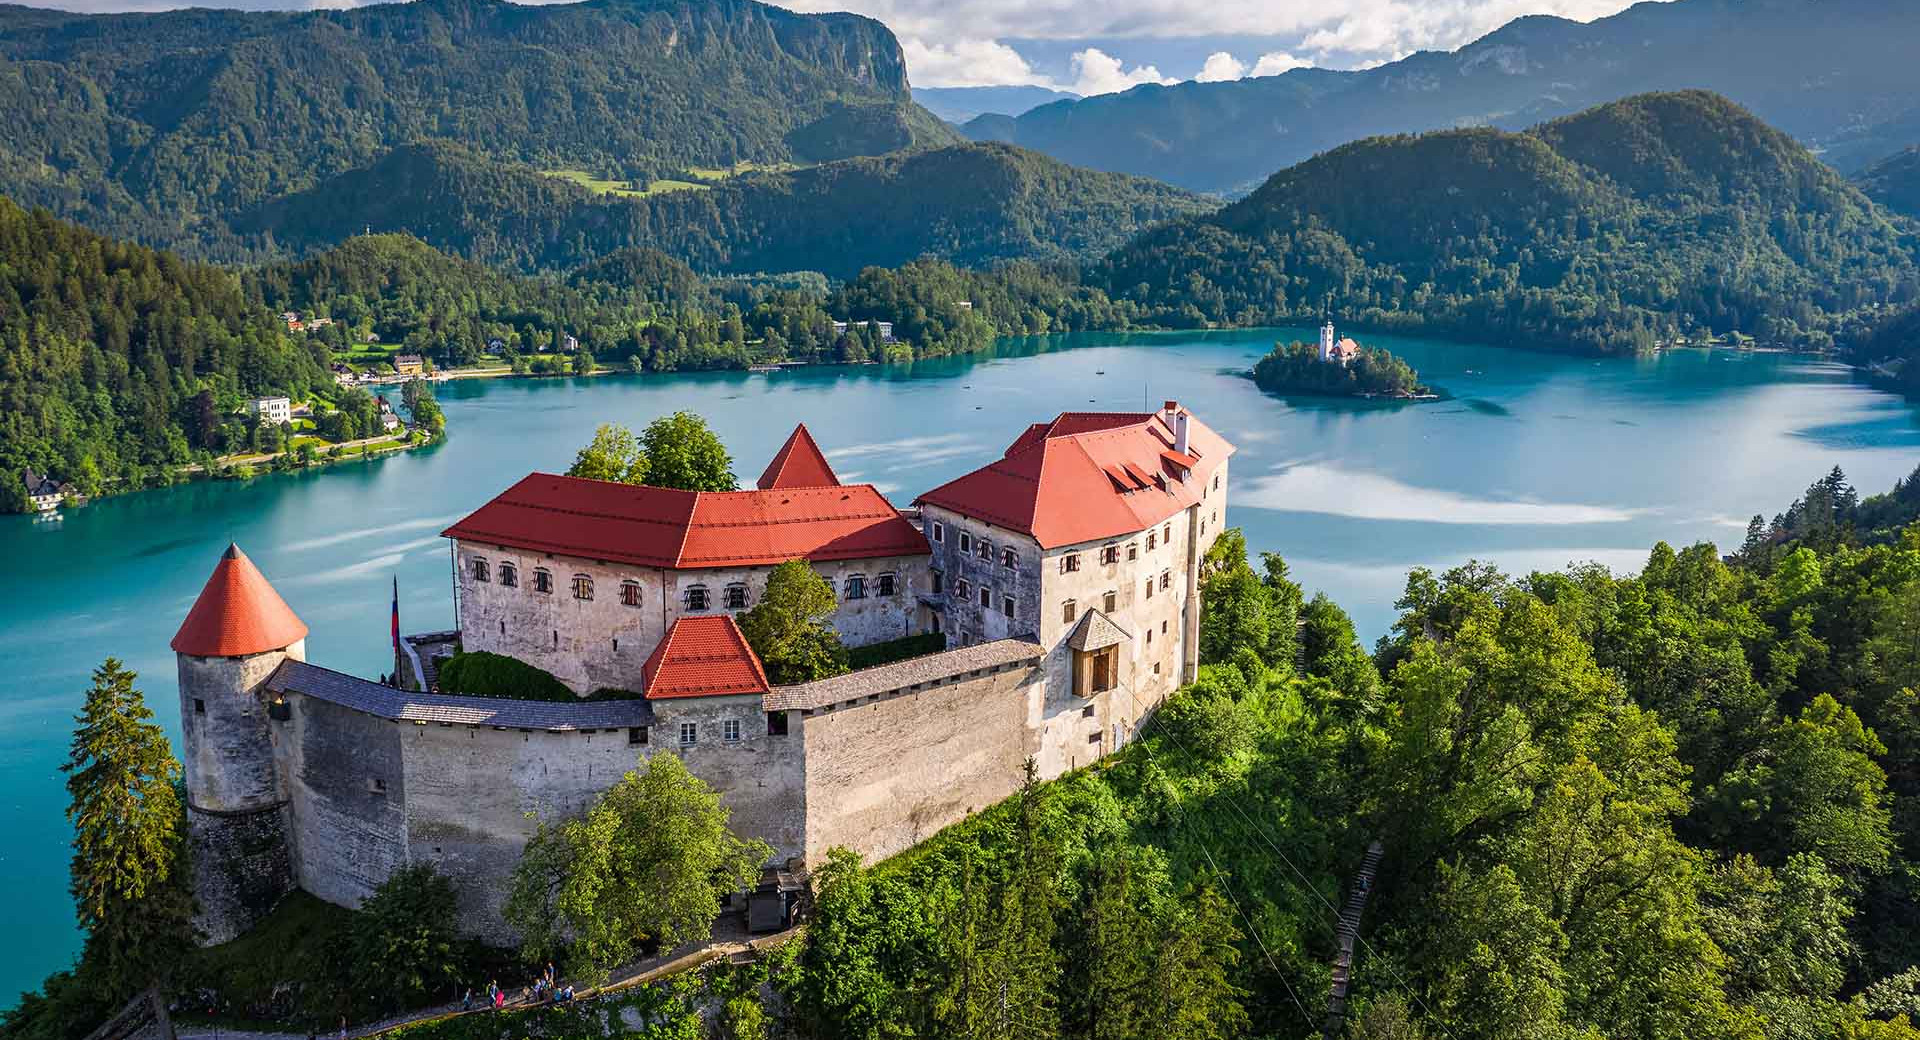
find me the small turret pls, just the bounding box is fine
[174,544,306,942]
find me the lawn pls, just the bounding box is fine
[541,168,708,197]
[684,160,801,181]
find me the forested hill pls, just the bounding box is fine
[0,0,955,249]
[0,199,326,509]
[1859,147,1920,219]
[964,0,1920,193]
[238,141,1212,278]
[1091,91,1920,355]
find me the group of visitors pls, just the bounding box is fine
[459,965,576,1016]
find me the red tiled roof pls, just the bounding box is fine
[444,474,927,570]
[642,616,770,700]
[172,544,310,657]
[915,406,1234,549]
[757,424,841,490]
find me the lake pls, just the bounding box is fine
[4,326,1918,1000]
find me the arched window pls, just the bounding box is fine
[499,562,518,588]
[470,557,489,582]
[533,568,553,594]
[685,585,710,611]
[621,581,642,607]
[844,574,867,600]
[876,572,897,597]
[572,574,594,601]
[725,583,749,609]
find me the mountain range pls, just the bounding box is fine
[966,0,1920,194]
[913,86,1082,124]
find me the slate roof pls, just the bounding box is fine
[267,659,655,729]
[765,637,1044,712]
[642,616,771,700]
[172,544,310,657]
[757,424,841,490]
[1066,610,1131,652]
[444,473,928,570]
[915,405,1234,549]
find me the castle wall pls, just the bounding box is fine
[454,544,929,694]
[278,693,408,910]
[649,695,808,864]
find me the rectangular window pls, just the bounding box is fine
[1092,647,1116,692]
[877,573,897,597]
[846,575,868,600]
[1062,599,1077,624]
[1146,628,1152,644]
[628,726,648,746]
[621,582,642,607]
[679,722,697,746]
[1062,553,1081,573]
[725,584,748,609]
[723,719,742,743]
[194,698,206,714]
[767,712,790,737]
[1127,543,1138,561]
[1103,591,1117,614]
[685,586,710,611]
[932,521,944,543]
[1164,523,1173,542]
[1161,571,1172,591]
[1082,704,1095,718]
[1002,547,1017,569]
[1213,475,1220,490]
[1100,545,1118,565]
[1162,620,1169,634]
[1089,732,1102,745]
[471,558,489,582]
[499,563,518,588]
[1145,578,1154,599]
[958,578,972,599]
[1147,532,1157,551]
[977,541,992,562]
[931,570,943,595]
[959,532,972,553]
[572,574,593,600]
[533,569,552,594]
[1003,596,1016,618]
[980,586,991,609]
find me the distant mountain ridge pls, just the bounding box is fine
[240,140,1215,277]
[913,85,1081,124]
[1091,91,1920,354]
[1858,147,1920,219]
[966,0,1920,193]
[0,0,958,248]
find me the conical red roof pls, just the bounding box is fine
[756,423,840,490]
[172,544,309,657]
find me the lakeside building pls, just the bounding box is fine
[249,396,292,426]
[20,467,68,513]
[393,354,425,376]
[172,403,1232,944]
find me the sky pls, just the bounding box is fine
[20,0,1649,94]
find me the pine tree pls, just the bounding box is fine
[1152,883,1251,1040]
[63,658,195,1010]
[1076,851,1153,1040]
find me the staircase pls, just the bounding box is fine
[1322,840,1384,1039]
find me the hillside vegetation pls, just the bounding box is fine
[1093,92,1920,355]
[965,0,1920,193]
[0,0,955,251]
[1859,147,1920,219]
[238,140,1212,277]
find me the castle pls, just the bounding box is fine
[174,403,1233,943]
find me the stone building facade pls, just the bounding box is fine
[174,408,1235,943]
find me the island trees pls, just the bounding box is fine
[1250,340,1425,398]
[504,754,770,981]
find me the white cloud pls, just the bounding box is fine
[1067,47,1177,96]
[1251,51,1313,76]
[1194,51,1247,82]
[901,37,1047,87]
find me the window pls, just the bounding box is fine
[1214,474,1220,490]
[1082,704,1096,718]
[499,562,518,588]
[725,584,749,609]
[959,532,972,553]
[1089,732,1103,745]
[845,574,867,600]
[980,586,992,609]
[1161,620,1168,634]
[1154,662,1161,675]
[1062,553,1081,573]
[628,726,648,746]
[957,578,971,599]
[877,573,897,597]
[1091,647,1117,692]
[931,570,944,595]
[470,557,490,582]
[932,521,945,543]
[767,711,790,736]
[1104,591,1117,613]
[533,568,553,594]
[1002,547,1017,569]
[572,574,593,600]
[1062,599,1077,624]
[1100,545,1119,565]
[612,637,619,652]
[685,585,710,611]
[1212,509,1218,523]
[679,722,697,746]
[1145,578,1154,599]
[977,539,992,561]
[1127,543,1138,561]
[1146,532,1157,551]
[621,581,642,607]
[194,698,206,714]
[1160,570,1172,591]
[1146,628,1152,645]
[723,719,742,743]
[1003,596,1016,618]
[1164,524,1173,542]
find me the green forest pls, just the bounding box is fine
[1251,340,1426,398]
[1092,92,1920,356]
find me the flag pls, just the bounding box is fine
[391,575,401,652]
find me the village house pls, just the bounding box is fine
[249,396,292,426]
[393,354,426,376]
[20,467,67,512]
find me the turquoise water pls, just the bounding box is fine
[4,326,1919,999]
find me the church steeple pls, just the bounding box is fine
[172,543,309,657]
[756,423,841,490]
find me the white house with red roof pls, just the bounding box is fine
[443,423,931,693]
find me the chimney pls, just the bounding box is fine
[1174,411,1191,458]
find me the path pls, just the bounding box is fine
[1323,840,1384,1039]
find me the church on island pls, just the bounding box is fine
[172,403,1233,944]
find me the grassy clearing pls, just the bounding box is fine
[541,168,709,198]
[684,160,800,181]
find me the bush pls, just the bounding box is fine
[1155,689,1257,762]
[435,652,574,701]
[348,865,466,1016]
[847,633,946,670]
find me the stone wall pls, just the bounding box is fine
[186,805,295,944]
[453,542,930,694]
[278,693,409,910]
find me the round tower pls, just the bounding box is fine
[172,543,308,943]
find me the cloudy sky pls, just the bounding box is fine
[24,0,1648,94]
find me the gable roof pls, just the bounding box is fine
[915,405,1234,549]
[173,543,310,657]
[642,616,770,700]
[444,473,928,570]
[757,424,841,490]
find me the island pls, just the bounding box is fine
[1251,323,1436,400]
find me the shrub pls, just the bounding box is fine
[435,652,574,701]
[847,633,946,670]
